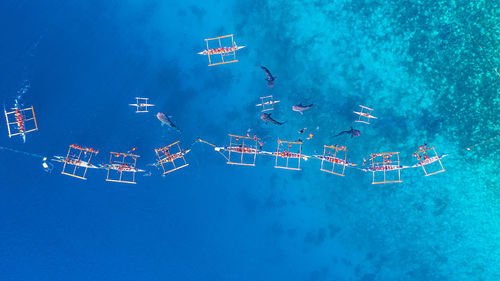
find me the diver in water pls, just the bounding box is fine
[42,157,54,173]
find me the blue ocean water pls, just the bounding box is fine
[0,0,499,280]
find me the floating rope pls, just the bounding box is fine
[0,146,44,159]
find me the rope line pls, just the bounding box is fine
[1,134,498,176]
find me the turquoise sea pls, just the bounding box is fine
[0,0,499,280]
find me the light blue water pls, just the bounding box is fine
[0,0,499,280]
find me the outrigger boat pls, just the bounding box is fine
[255,100,280,107]
[225,145,259,154]
[102,151,143,184]
[157,149,191,164]
[411,154,448,168]
[154,141,190,175]
[197,45,246,56]
[129,97,154,113]
[354,105,377,124]
[361,164,405,172]
[129,102,155,108]
[101,163,145,173]
[366,152,404,184]
[412,145,447,176]
[313,155,356,167]
[256,95,280,112]
[52,155,100,169]
[199,34,245,66]
[272,151,308,161]
[353,110,377,119]
[13,100,26,143]
[256,100,280,112]
[4,98,38,143]
[55,144,101,180]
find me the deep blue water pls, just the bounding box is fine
[1,0,499,280]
